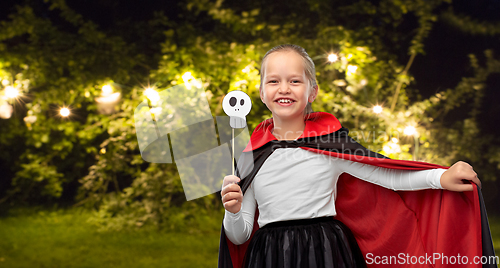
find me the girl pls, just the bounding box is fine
[220,44,484,268]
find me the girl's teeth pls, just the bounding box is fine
[278,99,292,103]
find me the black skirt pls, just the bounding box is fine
[243,217,367,268]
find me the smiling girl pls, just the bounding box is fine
[219,44,483,268]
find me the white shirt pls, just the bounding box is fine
[223,148,446,245]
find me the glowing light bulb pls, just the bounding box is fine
[404,126,417,136]
[373,105,383,114]
[391,137,398,143]
[328,54,338,63]
[95,89,121,115]
[144,87,160,104]
[60,107,70,117]
[102,85,113,96]
[4,86,19,99]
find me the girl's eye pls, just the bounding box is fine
[268,80,278,84]
[291,80,301,84]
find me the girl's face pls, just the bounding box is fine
[260,51,317,121]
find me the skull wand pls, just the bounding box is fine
[222,90,252,175]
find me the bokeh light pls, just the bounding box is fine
[4,86,19,99]
[404,126,417,136]
[373,105,383,114]
[328,54,338,63]
[102,85,113,96]
[60,107,70,117]
[144,87,160,105]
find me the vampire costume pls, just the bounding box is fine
[218,112,496,268]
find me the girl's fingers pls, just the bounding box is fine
[224,199,238,208]
[470,175,481,188]
[454,184,474,192]
[221,183,242,196]
[462,168,481,188]
[222,175,241,189]
[222,191,243,204]
[221,174,243,214]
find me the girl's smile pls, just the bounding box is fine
[275,97,296,106]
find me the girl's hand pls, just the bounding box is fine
[440,161,481,192]
[221,175,243,214]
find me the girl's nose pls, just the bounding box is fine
[278,85,291,94]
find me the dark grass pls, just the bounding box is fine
[0,208,499,267]
[489,215,500,260]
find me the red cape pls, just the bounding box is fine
[219,112,495,268]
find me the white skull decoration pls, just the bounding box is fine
[222,90,252,128]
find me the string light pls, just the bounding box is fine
[4,86,19,99]
[328,54,338,63]
[101,85,113,96]
[144,87,160,105]
[373,105,383,114]
[60,107,70,117]
[96,92,121,103]
[404,126,417,136]
[96,84,121,115]
[391,137,398,143]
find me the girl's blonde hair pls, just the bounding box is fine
[259,44,317,114]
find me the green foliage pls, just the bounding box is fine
[441,9,500,36]
[0,0,499,231]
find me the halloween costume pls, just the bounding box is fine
[218,112,496,268]
[224,147,447,244]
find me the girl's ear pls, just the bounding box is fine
[260,86,265,103]
[308,85,319,103]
